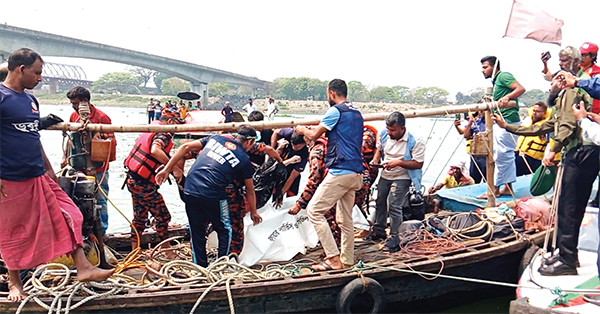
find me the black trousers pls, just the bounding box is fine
[469,156,487,184]
[185,194,231,267]
[557,145,599,266]
[514,151,541,177]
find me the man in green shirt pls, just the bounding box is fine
[479,56,525,198]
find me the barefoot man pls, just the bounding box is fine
[0,48,114,302]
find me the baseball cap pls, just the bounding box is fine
[161,108,185,124]
[580,42,599,55]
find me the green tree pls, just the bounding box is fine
[348,81,369,102]
[519,89,548,106]
[153,72,173,93]
[91,72,141,94]
[209,82,234,97]
[392,85,412,103]
[161,77,189,96]
[369,86,398,102]
[414,87,449,104]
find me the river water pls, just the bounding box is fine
[38,104,511,313]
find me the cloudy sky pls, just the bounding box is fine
[2,0,599,98]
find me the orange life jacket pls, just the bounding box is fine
[124,120,174,183]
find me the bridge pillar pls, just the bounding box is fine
[48,78,59,94]
[190,81,208,107]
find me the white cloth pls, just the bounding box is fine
[493,122,519,186]
[580,118,600,145]
[376,130,425,180]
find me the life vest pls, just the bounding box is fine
[362,124,378,163]
[586,65,600,114]
[124,120,173,183]
[515,107,552,161]
[325,103,364,173]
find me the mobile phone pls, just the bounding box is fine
[455,113,461,120]
[371,163,383,168]
[543,51,551,60]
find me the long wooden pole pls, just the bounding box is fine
[484,110,496,207]
[46,103,492,133]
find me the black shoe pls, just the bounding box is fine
[583,293,600,306]
[542,255,580,268]
[588,200,599,208]
[381,245,400,253]
[365,233,386,241]
[538,259,578,276]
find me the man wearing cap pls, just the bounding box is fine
[155,125,263,267]
[221,101,233,123]
[123,108,185,254]
[479,56,525,198]
[579,42,600,113]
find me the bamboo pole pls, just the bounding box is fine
[484,110,496,207]
[46,103,493,133]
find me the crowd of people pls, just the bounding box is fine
[2,42,600,305]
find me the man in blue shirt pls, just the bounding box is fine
[155,125,262,267]
[295,79,363,271]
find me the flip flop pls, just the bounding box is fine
[311,261,333,272]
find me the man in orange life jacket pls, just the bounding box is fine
[124,108,185,253]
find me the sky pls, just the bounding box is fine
[2,0,600,99]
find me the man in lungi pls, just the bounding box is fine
[479,56,525,198]
[0,48,114,302]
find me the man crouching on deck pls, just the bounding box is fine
[295,79,364,271]
[0,48,114,302]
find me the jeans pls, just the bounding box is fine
[95,171,109,234]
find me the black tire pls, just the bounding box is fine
[336,277,385,314]
[518,244,542,277]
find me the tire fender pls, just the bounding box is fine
[336,277,385,314]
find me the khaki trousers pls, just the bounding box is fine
[307,172,362,265]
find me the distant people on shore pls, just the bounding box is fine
[147,98,155,124]
[222,101,234,122]
[267,97,279,120]
[243,98,257,115]
[196,100,202,110]
[154,100,162,120]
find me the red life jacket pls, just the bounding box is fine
[124,120,174,183]
[587,65,600,114]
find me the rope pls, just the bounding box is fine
[422,121,455,176]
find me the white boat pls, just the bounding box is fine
[510,207,599,313]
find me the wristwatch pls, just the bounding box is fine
[574,79,579,87]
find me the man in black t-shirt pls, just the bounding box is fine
[156,125,262,267]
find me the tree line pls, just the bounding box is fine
[90,67,549,106]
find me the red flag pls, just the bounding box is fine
[504,1,563,45]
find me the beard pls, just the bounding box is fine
[328,99,336,106]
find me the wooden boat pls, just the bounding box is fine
[0,103,542,313]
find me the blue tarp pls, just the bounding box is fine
[436,174,537,212]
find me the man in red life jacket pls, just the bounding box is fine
[124,108,185,253]
[580,42,600,114]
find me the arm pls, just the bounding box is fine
[497,80,525,107]
[463,118,474,139]
[281,169,301,195]
[574,102,600,145]
[155,139,204,185]
[293,146,326,212]
[381,138,425,170]
[244,178,262,225]
[296,125,328,142]
[41,144,58,182]
[495,113,555,137]
[428,183,444,194]
[454,119,465,135]
[262,145,284,163]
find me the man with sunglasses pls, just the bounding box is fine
[155,125,262,267]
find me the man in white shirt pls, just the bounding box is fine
[266,97,279,120]
[242,98,257,115]
[367,112,425,252]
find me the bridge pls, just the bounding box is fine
[0,24,270,101]
[42,62,93,93]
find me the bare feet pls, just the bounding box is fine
[168,222,182,229]
[499,185,513,196]
[7,282,27,302]
[76,266,115,282]
[288,206,301,215]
